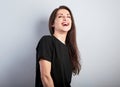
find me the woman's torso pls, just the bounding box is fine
[35,35,72,87]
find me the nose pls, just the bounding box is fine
[63,16,67,21]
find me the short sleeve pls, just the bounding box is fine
[36,36,53,62]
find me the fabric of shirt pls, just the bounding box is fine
[35,35,72,87]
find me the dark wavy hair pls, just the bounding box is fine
[49,5,81,75]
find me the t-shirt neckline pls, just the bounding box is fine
[52,35,67,47]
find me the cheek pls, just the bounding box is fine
[69,20,72,26]
[54,19,62,26]
[69,19,72,23]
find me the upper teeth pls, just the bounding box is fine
[62,23,68,26]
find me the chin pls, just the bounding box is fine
[63,28,71,32]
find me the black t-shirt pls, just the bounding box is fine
[35,35,72,87]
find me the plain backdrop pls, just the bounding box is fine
[0,0,120,87]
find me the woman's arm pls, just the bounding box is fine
[39,59,54,87]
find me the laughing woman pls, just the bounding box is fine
[35,5,81,87]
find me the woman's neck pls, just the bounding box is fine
[53,32,67,44]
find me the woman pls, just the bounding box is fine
[35,5,81,87]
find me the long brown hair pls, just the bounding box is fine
[49,5,81,75]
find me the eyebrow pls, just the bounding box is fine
[57,13,70,16]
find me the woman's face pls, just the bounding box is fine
[53,9,72,34]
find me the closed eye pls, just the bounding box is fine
[58,16,62,18]
[67,16,71,18]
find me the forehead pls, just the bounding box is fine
[56,9,70,15]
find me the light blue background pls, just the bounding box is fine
[0,0,120,87]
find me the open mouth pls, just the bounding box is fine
[61,22,69,26]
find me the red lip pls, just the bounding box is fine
[61,22,69,26]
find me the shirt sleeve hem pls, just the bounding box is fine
[38,56,52,62]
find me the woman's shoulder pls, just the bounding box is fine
[40,35,53,42]
[41,35,52,39]
[36,35,53,50]
[37,35,53,45]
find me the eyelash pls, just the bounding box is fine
[67,16,71,18]
[58,16,71,18]
[58,16,62,18]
